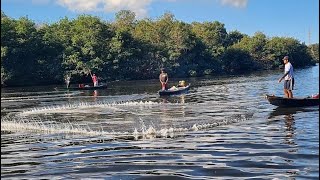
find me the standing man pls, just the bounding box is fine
[278,56,294,98]
[90,73,99,87]
[65,74,71,88]
[159,68,168,90]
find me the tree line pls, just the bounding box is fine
[1,10,318,87]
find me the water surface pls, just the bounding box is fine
[1,65,319,179]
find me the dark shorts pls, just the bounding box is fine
[161,82,168,90]
[284,78,294,90]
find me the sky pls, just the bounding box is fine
[1,0,319,44]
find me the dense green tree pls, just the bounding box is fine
[1,16,43,86]
[113,10,136,33]
[1,10,317,87]
[133,19,161,77]
[1,46,10,85]
[227,30,246,46]
[59,15,113,83]
[264,37,314,68]
[308,43,319,62]
[232,32,268,61]
[220,47,255,74]
[191,21,228,58]
[1,12,14,85]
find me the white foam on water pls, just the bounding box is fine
[1,114,134,137]
[19,100,166,116]
[1,119,105,135]
[2,93,254,138]
[131,113,254,139]
[1,91,83,102]
[1,112,253,138]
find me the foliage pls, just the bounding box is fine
[220,47,255,74]
[1,10,317,87]
[308,43,319,62]
[227,30,246,46]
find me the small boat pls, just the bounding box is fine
[158,84,191,96]
[265,94,319,107]
[67,84,107,90]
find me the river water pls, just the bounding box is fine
[1,65,319,179]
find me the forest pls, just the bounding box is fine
[1,10,319,87]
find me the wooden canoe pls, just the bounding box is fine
[265,94,319,107]
[158,84,190,96]
[67,84,107,90]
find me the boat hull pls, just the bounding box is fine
[265,94,319,107]
[158,84,190,96]
[67,84,107,90]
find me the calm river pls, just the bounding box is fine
[1,64,319,179]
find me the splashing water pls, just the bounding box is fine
[2,100,254,139]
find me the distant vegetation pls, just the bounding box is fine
[1,10,318,86]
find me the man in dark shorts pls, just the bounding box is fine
[159,68,168,90]
[65,74,71,88]
[278,56,294,98]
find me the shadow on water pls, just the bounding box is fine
[267,106,319,146]
[268,106,319,119]
[159,94,187,104]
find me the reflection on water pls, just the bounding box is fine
[267,106,319,149]
[268,107,318,118]
[1,65,319,179]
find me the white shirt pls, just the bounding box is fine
[284,62,294,80]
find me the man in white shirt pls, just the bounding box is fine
[278,56,294,98]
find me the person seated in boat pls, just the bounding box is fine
[168,86,178,91]
[159,68,168,90]
[177,80,186,87]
